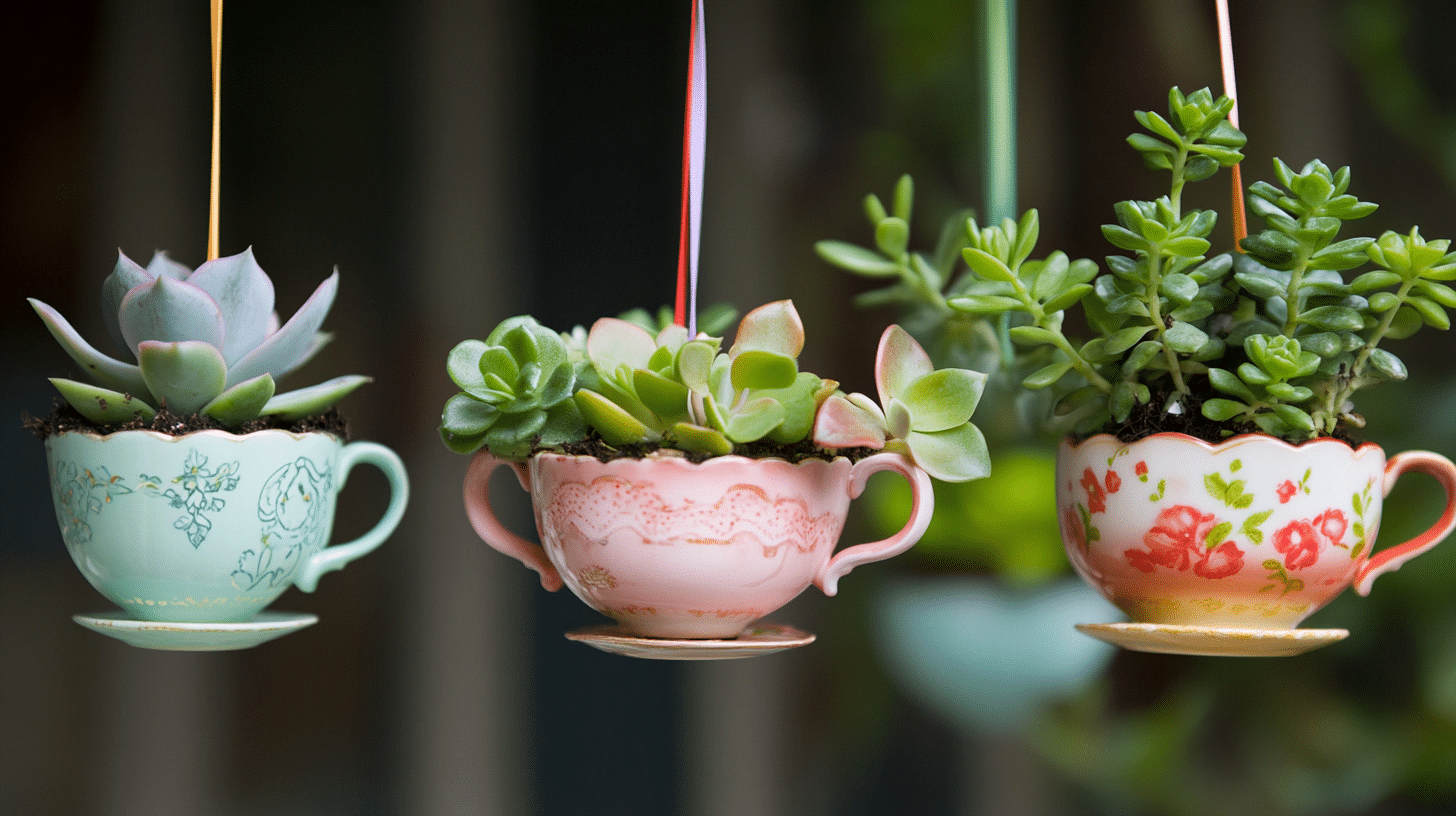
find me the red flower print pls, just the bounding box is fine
[1138,505,1212,571]
[1273,519,1321,570]
[1081,468,1106,514]
[1277,480,1297,504]
[1194,540,1245,578]
[1125,504,1244,578]
[1105,470,1122,494]
[1314,509,1348,548]
[1135,461,1149,481]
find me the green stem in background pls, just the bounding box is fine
[982,0,1017,369]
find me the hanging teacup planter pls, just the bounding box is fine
[26,3,408,650]
[442,301,989,658]
[466,449,932,657]
[1058,433,1456,656]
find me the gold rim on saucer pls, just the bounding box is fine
[565,622,815,660]
[1075,621,1348,657]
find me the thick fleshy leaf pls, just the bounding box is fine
[586,317,657,376]
[722,397,785,443]
[227,269,339,385]
[874,324,934,405]
[49,378,156,425]
[812,393,887,449]
[137,340,228,414]
[259,375,371,420]
[30,298,148,396]
[731,300,804,358]
[441,392,500,436]
[447,339,491,395]
[118,274,226,357]
[574,389,656,445]
[634,369,691,423]
[200,373,276,427]
[906,422,991,483]
[186,247,276,366]
[900,368,985,432]
[731,350,797,391]
[671,422,734,456]
[101,250,156,359]
[146,250,192,281]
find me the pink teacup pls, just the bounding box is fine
[1058,433,1456,629]
[464,451,934,639]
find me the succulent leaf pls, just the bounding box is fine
[731,300,804,359]
[137,340,228,415]
[201,373,276,427]
[49,378,156,425]
[260,375,371,421]
[226,268,339,385]
[30,297,149,396]
[118,274,227,357]
[186,246,275,366]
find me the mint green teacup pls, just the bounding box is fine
[46,429,408,623]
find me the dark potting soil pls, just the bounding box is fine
[1092,385,1359,448]
[23,402,352,441]
[554,430,881,464]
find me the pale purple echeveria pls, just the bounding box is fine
[30,248,369,427]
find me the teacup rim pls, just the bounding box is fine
[1061,431,1383,457]
[44,427,345,445]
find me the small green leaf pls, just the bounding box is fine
[1023,361,1074,390]
[876,217,911,258]
[1162,321,1209,353]
[815,240,900,276]
[962,247,1018,283]
[49,378,157,425]
[1205,521,1233,548]
[900,368,986,432]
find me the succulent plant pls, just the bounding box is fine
[819,86,1456,444]
[440,299,993,482]
[31,248,368,428]
[440,315,587,459]
[814,325,990,482]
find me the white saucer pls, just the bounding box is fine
[565,622,815,660]
[1075,622,1348,657]
[73,611,319,651]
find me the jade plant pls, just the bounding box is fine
[440,299,992,482]
[818,86,1456,443]
[30,248,369,428]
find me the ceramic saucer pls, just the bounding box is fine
[565,622,815,660]
[1075,622,1348,657]
[73,611,319,651]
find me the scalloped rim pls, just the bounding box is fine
[532,450,858,471]
[45,427,343,444]
[1062,431,1384,457]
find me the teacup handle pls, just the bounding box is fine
[463,451,563,591]
[295,441,410,592]
[816,452,934,596]
[1354,449,1456,595]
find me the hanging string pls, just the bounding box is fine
[1215,0,1247,249]
[673,0,707,335]
[208,0,224,261]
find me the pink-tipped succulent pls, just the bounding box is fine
[813,325,990,483]
[31,248,369,428]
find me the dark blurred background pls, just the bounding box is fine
[8,1,1456,814]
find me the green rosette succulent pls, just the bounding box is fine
[31,248,368,428]
[440,316,587,459]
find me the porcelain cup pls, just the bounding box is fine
[1057,433,1456,629]
[465,451,934,639]
[46,429,409,623]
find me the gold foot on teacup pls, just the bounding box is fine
[1075,622,1348,657]
[564,622,815,660]
[72,611,319,651]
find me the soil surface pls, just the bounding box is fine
[555,431,880,464]
[1093,385,1359,447]
[23,403,352,441]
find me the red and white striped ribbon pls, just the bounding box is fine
[674,0,706,335]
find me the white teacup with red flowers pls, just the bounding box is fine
[1057,433,1456,630]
